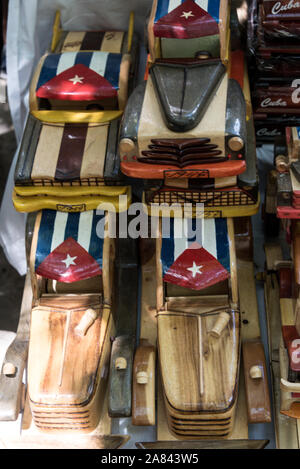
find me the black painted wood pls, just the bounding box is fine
[108,235,139,418]
[225,78,247,160]
[150,60,225,132]
[238,117,258,189]
[119,82,146,146]
[108,335,135,418]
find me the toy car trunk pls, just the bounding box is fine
[51,10,136,55]
[13,113,130,213]
[155,217,240,439]
[26,209,115,433]
[147,0,230,63]
[119,59,247,179]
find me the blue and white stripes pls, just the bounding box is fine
[154,0,220,23]
[36,51,122,91]
[161,217,229,276]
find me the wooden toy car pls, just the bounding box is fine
[147,0,230,63]
[13,12,139,213]
[120,48,258,216]
[132,217,271,442]
[0,208,139,448]
[26,209,115,433]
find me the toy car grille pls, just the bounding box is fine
[145,188,256,207]
[139,138,225,167]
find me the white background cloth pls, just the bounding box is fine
[0,0,152,275]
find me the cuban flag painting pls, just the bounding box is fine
[36,51,122,101]
[161,217,230,290]
[153,0,220,39]
[35,210,105,283]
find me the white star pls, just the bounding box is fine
[68,75,84,85]
[61,254,77,269]
[187,262,203,278]
[181,11,194,19]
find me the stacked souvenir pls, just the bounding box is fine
[0,12,139,448]
[13,11,138,213]
[248,0,300,142]
[122,0,270,443]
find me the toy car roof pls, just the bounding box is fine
[151,0,221,39]
[33,209,106,283]
[159,216,230,290]
[34,51,130,107]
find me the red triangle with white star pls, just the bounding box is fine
[154,0,219,39]
[36,63,118,101]
[36,237,102,283]
[163,242,229,290]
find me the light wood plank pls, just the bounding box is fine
[80,124,108,179]
[238,259,261,341]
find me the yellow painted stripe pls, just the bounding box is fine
[31,110,123,124]
[12,189,132,213]
[14,185,129,197]
[51,11,62,53]
[127,12,135,53]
